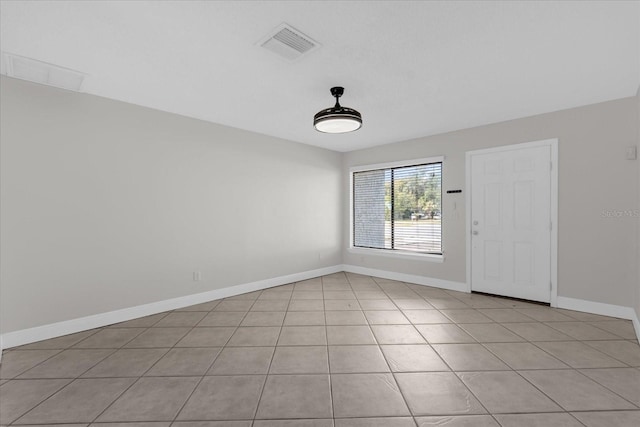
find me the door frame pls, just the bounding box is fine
[465,139,559,307]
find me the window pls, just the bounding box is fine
[352,160,442,255]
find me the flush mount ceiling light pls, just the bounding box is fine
[314,86,362,134]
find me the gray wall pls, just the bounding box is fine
[0,76,343,334]
[636,87,640,323]
[343,97,638,308]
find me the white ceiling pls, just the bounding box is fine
[1,1,639,152]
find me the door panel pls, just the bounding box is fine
[470,145,551,303]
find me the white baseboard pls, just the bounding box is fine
[557,296,640,342]
[0,264,343,350]
[342,264,468,293]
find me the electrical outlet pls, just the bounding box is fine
[193,271,202,281]
[625,146,637,160]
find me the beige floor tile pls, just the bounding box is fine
[325,311,368,325]
[380,345,449,372]
[295,278,323,288]
[256,375,332,419]
[177,376,265,421]
[589,321,638,339]
[154,312,208,327]
[358,300,396,310]
[294,284,324,292]
[19,349,113,379]
[291,291,324,300]
[392,299,433,310]
[241,311,285,327]
[327,326,377,345]
[556,309,620,321]
[270,346,329,374]
[502,323,574,341]
[395,372,485,416]
[415,324,476,344]
[458,371,561,413]
[336,417,416,426]
[329,345,389,373]
[251,300,290,311]
[0,350,61,379]
[208,347,273,375]
[322,282,351,291]
[18,378,135,424]
[415,415,499,426]
[72,328,145,349]
[454,297,506,310]
[332,373,410,417]
[108,312,169,328]
[227,327,280,347]
[520,369,637,411]
[84,348,168,377]
[173,422,249,427]
[198,311,246,327]
[254,420,333,427]
[97,377,199,422]
[432,344,509,371]
[579,368,640,405]
[147,347,221,376]
[483,342,568,370]
[477,308,536,323]
[459,323,525,342]
[258,290,292,300]
[288,300,324,311]
[441,310,493,324]
[0,379,71,424]
[176,327,236,347]
[544,322,623,340]
[278,326,327,346]
[324,291,357,300]
[426,298,470,310]
[284,311,326,326]
[371,325,425,344]
[403,310,451,324]
[515,308,574,322]
[16,424,89,427]
[126,328,191,348]
[17,331,100,350]
[365,310,410,325]
[494,413,584,427]
[535,341,627,368]
[353,291,388,300]
[174,300,220,312]
[584,340,640,366]
[324,300,361,310]
[571,410,640,427]
[214,300,254,312]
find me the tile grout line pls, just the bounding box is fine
[249,284,293,422]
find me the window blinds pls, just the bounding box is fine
[353,162,442,254]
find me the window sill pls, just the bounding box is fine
[347,247,445,263]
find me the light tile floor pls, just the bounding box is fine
[1,272,639,426]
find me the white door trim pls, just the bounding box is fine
[465,139,558,307]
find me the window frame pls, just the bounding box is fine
[349,156,445,262]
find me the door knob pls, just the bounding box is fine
[472,230,479,235]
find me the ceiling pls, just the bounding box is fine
[1,1,638,152]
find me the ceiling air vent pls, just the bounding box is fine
[1,52,86,92]
[259,24,320,61]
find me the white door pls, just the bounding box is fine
[469,144,552,303]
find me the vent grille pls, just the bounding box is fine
[1,52,86,92]
[259,24,320,61]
